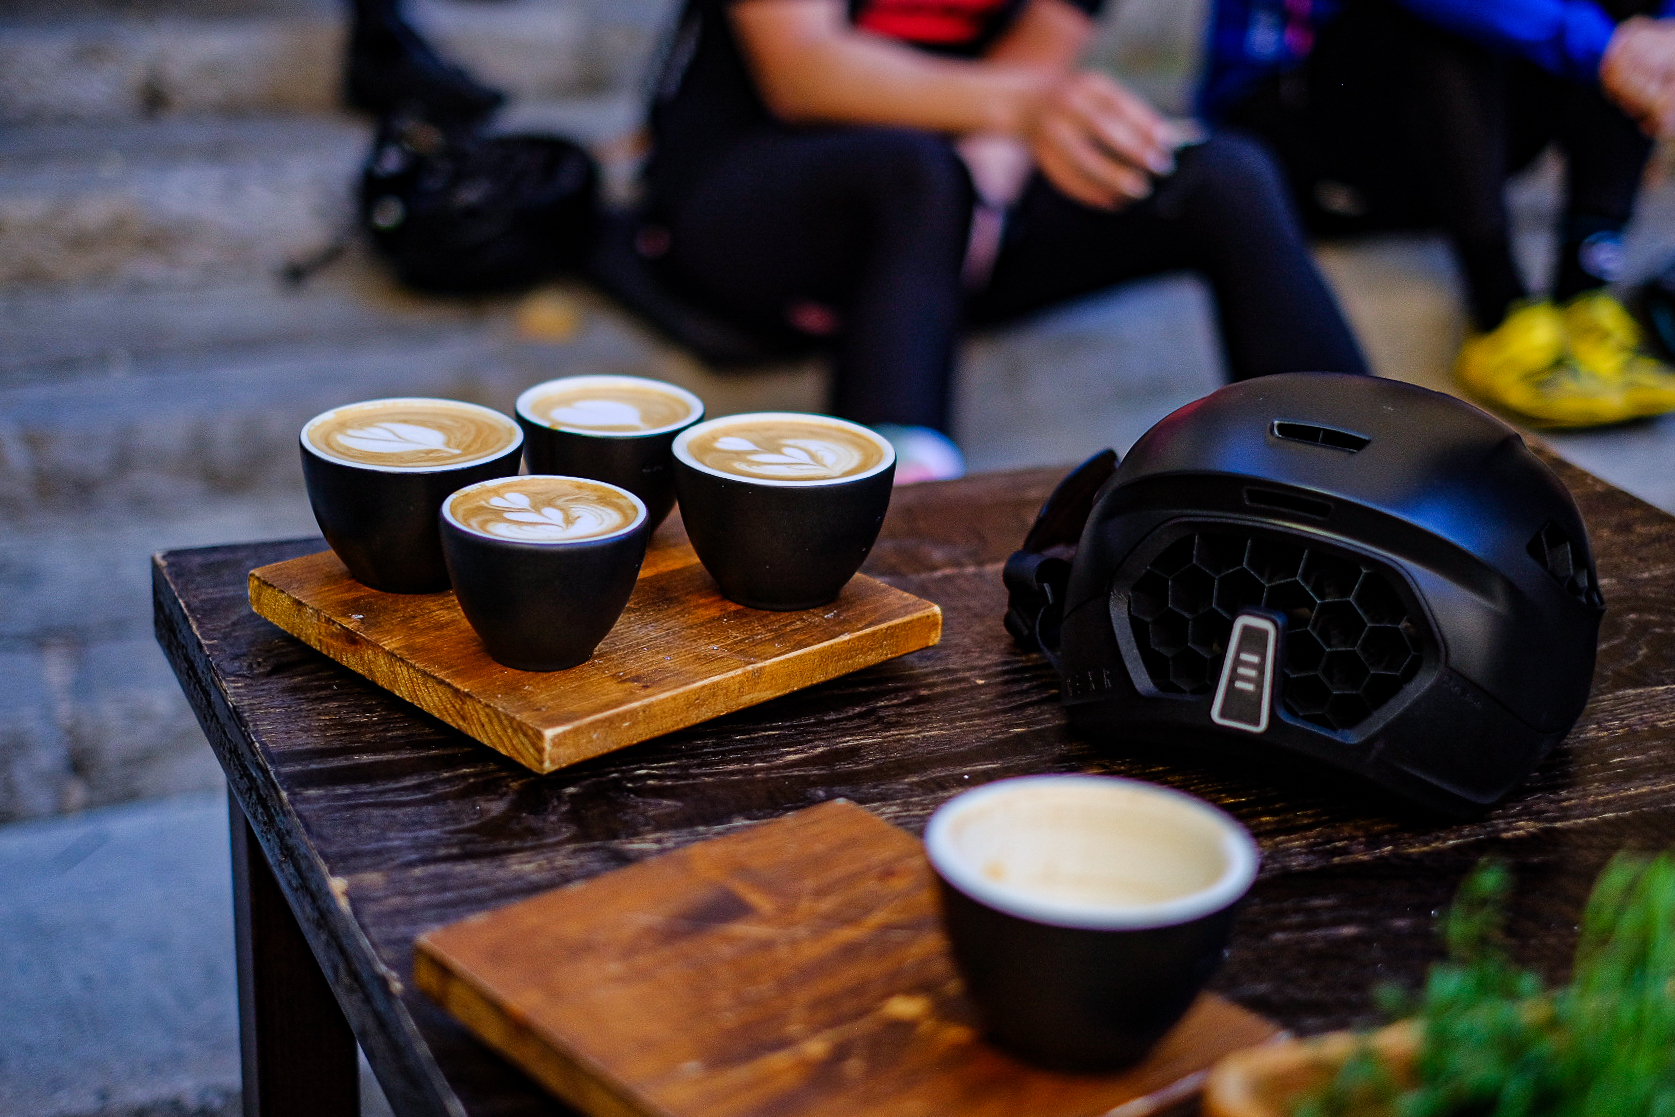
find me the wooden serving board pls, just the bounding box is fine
[247,519,942,774]
[416,800,1283,1117]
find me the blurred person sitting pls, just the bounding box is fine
[1201,0,1675,428]
[344,0,505,123]
[642,0,1371,481]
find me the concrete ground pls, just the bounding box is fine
[0,791,398,1117]
[0,794,240,1117]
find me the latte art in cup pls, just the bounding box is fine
[304,398,521,470]
[518,376,703,435]
[678,414,891,483]
[446,476,646,543]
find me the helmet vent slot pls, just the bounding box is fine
[1526,521,1604,609]
[1271,421,1370,453]
[1128,531,1423,732]
[1244,487,1332,520]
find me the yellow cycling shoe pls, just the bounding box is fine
[1490,357,1638,428]
[1455,301,1635,427]
[1562,289,1675,419]
[1456,301,1564,400]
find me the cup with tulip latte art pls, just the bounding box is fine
[515,375,705,529]
[440,475,650,671]
[673,413,895,610]
[300,398,523,593]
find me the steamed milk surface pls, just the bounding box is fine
[307,400,518,469]
[529,382,698,433]
[686,418,886,481]
[449,477,641,542]
[950,784,1229,909]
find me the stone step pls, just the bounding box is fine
[0,270,828,518]
[0,0,658,125]
[0,492,319,822]
[0,254,1225,518]
[0,96,641,290]
[0,262,481,383]
[0,0,1227,128]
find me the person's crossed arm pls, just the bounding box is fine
[726,0,1178,209]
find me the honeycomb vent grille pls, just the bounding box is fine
[1527,521,1602,608]
[1127,532,1423,732]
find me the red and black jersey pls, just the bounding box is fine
[850,0,1031,55]
[647,0,1105,196]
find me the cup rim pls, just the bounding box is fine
[924,774,1260,931]
[301,397,523,473]
[515,375,706,439]
[442,475,649,544]
[672,412,896,488]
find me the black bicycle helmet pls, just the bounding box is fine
[1005,373,1604,815]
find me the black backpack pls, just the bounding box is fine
[359,115,598,295]
[352,115,812,368]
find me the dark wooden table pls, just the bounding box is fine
[154,460,1675,1117]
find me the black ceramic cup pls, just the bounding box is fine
[672,412,895,610]
[439,475,650,671]
[925,775,1259,1072]
[515,375,705,530]
[300,398,524,594]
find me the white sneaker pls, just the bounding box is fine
[872,424,966,485]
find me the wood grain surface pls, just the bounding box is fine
[153,454,1675,1117]
[416,800,1281,1117]
[246,518,943,773]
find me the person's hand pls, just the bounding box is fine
[1602,17,1675,137]
[1023,70,1173,210]
[955,133,1034,208]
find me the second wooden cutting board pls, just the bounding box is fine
[417,800,1281,1117]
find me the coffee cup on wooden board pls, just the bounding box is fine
[925,775,1259,1072]
[301,398,524,594]
[515,375,705,531]
[672,412,895,610]
[440,475,650,671]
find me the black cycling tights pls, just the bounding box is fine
[1225,0,1655,331]
[1407,29,1654,325]
[658,130,1367,433]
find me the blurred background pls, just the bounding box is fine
[0,0,1672,1114]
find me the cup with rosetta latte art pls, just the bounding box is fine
[301,398,524,593]
[440,475,650,670]
[515,375,704,530]
[673,412,895,609]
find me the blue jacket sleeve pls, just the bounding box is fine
[1394,0,1670,84]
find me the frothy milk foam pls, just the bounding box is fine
[447,476,644,543]
[520,377,701,435]
[304,399,519,470]
[681,415,889,482]
[937,780,1240,912]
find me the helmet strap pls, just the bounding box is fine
[1003,449,1119,670]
